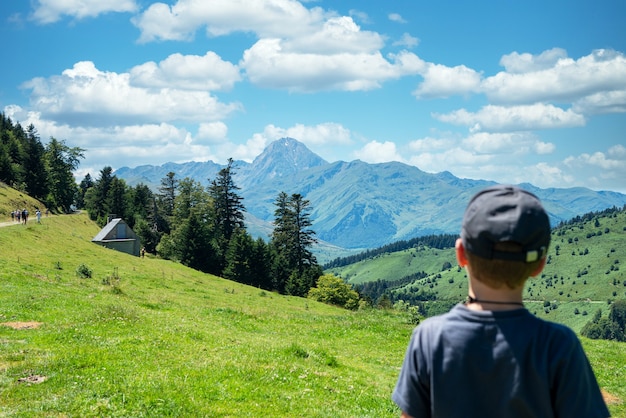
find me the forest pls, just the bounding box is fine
[0,113,83,213]
[0,113,322,298]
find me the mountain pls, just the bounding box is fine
[114,138,626,250]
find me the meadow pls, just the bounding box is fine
[0,185,623,416]
[0,210,411,416]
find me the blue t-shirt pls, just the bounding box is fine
[393,304,610,418]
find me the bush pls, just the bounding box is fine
[580,301,626,342]
[307,274,360,310]
[76,264,92,279]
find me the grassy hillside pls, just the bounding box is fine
[0,189,623,415]
[0,183,46,220]
[0,210,413,416]
[331,208,626,329]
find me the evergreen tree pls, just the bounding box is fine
[0,142,14,184]
[208,158,246,272]
[21,124,48,199]
[84,166,114,225]
[250,237,272,289]
[108,177,129,221]
[76,173,94,209]
[174,178,210,221]
[175,209,217,273]
[223,229,255,285]
[271,192,320,296]
[44,137,84,212]
[158,172,178,219]
[127,183,153,227]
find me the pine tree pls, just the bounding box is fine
[208,158,246,273]
[175,210,216,272]
[84,166,114,225]
[223,229,255,285]
[158,172,178,218]
[108,177,128,221]
[22,124,48,199]
[271,192,320,296]
[76,173,94,209]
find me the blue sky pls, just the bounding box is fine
[1,0,625,192]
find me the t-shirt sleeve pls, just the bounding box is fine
[550,330,610,418]
[392,327,432,418]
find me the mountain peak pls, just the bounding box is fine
[244,138,327,187]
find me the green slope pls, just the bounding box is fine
[0,211,412,416]
[0,188,623,415]
[331,208,626,332]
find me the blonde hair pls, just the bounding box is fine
[465,242,545,289]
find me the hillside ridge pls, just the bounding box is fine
[114,138,626,250]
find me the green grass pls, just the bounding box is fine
[332,209,626,329]
[0,190,623,415]
[0,213,412,416]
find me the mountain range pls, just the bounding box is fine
[114,138,626,251]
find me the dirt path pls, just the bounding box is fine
[0,219,35,227]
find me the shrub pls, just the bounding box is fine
[580,301,626,342]
[408,306,423,325]
[76,264,92,279]
[307,274,360,310]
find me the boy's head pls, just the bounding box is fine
[460,185,551,289]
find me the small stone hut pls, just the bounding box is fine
[92,218,141,257]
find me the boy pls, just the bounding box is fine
[392,185,609,417]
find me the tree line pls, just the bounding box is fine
[323,233,457,269]
[0,113,84,212]
[80,159,323,297]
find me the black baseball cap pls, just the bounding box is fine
[461,185,550,263]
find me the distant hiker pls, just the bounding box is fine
[36,210,42,223]
[10,211,14,222]
[15,210,20,223]
[140,247,146,258]
[392,185,609,418]
[22,209,28,224]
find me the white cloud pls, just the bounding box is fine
[284,16,384,54]
[499,48,568,74]
[434,104,586,132]
[241,39,422,92]
[260,123,353,146]
[408,137,454,153]
[462,132,551,155]
[407,147,492,175]
[133,1,423,93]
[572,90,626,115]
[413,63,482,99]
[348,9,370,25]
[482,49,626,105]
[393,33,419,48]
[562,146,626,191]
[31,0,137,24]
[132,0,327,42]
[353,141,403,163]
[402,131,567,188]
[517,162,574,188]
[388,13,406,23]
[21,61,241,127]
[129,52,241,91]
[197,122,228,143]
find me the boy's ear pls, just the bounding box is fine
[455,238,468,267]
[530,257,547,277]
